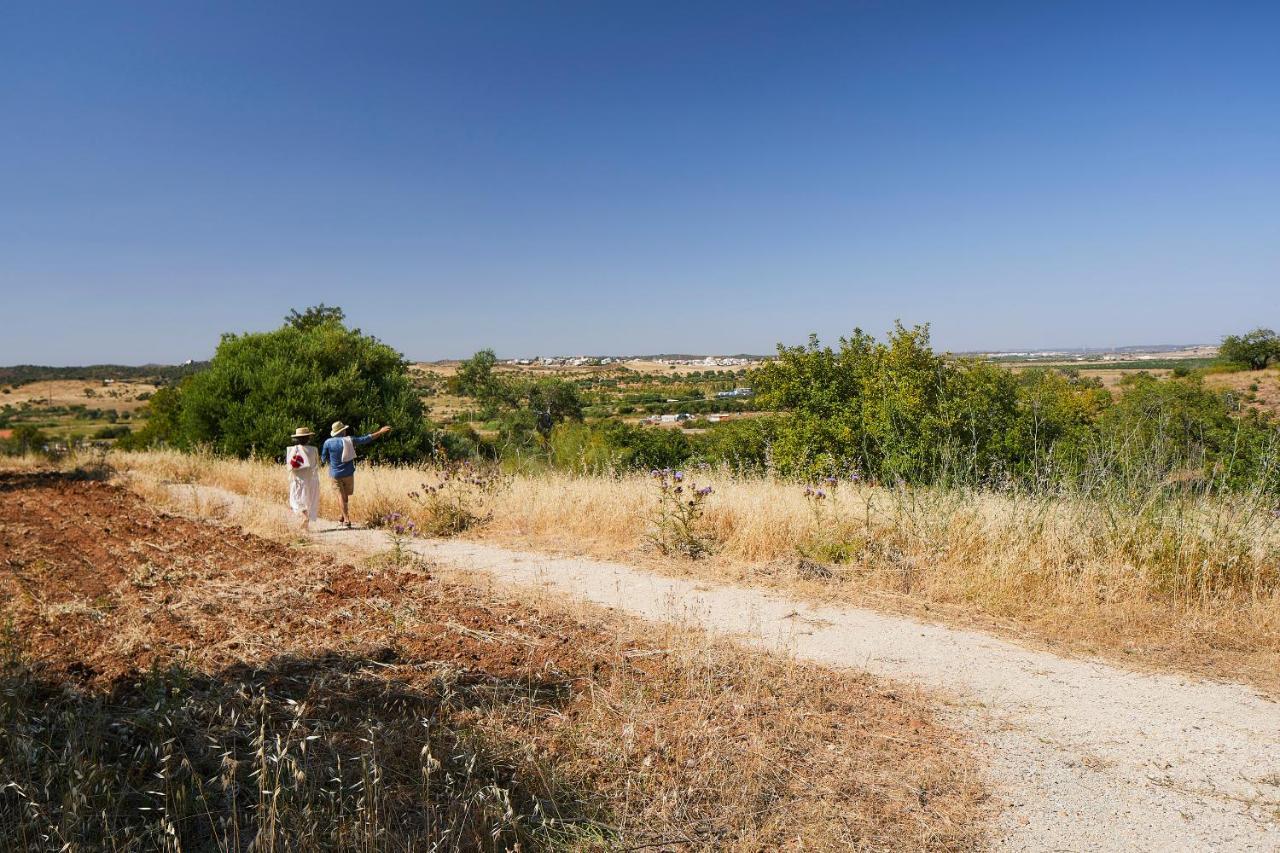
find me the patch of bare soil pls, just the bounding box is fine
[0,471,985,851]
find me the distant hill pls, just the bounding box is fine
[0,362,208,387]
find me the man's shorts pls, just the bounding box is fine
[333,475,355,497]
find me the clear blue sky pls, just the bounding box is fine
[3,1,1276,364]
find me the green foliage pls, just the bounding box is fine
[133,310,430,459]
[753,324,1278,492]
[451,350,585,452]
[1,424,49,455]
[450,349,506,414]
[688,417,780,472]
[547,421,692,473]
[91,424,131,440]
[1219,328,1280,371]
[1091,374,1277,491]
[284,303,346,332]
[116,384,184,450]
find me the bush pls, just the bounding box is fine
[91,424,131,440]
[751,325,1277,493]
[133,309,431,459]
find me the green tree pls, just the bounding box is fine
[1219,328,1280,371]
[153,311,429,459]
[117,383,185,450]
[285,304,347,332]
[450,350,512,417]
[450,351,584,449]
[2,424,48,455]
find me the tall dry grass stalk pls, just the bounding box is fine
[113,449,1280,691]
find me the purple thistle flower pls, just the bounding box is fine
[673,471,684,482]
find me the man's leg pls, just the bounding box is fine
[336,476,354,524]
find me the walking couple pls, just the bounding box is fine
[284,421,392,530]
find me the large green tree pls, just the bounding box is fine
[451,350,584,449]
[154,308,430,459]
[1219,328,1280,371]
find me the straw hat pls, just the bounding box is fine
[330,421,351,436]
[291,426,315,440]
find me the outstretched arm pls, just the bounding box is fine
[354,426,392,446]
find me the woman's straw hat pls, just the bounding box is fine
[291,426,315,439]
[330,421,351,436]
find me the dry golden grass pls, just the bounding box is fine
[113,450,1280,695]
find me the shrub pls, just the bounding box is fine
[645,468,715,558]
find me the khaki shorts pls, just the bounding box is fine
[333,475,355,497]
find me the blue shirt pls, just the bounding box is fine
[320,434,374,478]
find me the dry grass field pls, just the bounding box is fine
[0,379,157,411]
[0,464,986,850]
[115,451,1280,697]
[1205,366,1280,417]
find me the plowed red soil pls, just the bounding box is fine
[0,471,985,850]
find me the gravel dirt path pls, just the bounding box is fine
[187,486,1280,850]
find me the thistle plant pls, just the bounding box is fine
[380,511,417,565]
[645,468,715,559]
[799,472,862,565]
[408,457,508,537]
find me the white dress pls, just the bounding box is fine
[286,444,321,521]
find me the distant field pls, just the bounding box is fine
[1205,366,1280,416]
[413,359,760,423]
[1,379,157,412]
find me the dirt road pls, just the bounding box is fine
[181,484,1280,850]
[324,528,1279,851]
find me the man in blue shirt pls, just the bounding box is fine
[320,420,392,527]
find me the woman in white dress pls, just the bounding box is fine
[285,427,321,530]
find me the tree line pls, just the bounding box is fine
[108,308,1279,494]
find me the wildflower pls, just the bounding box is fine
[673,471,684,482]
[824,476,838,486]
[697,486,713,497]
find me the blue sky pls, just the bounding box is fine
[2,1,1277,364]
